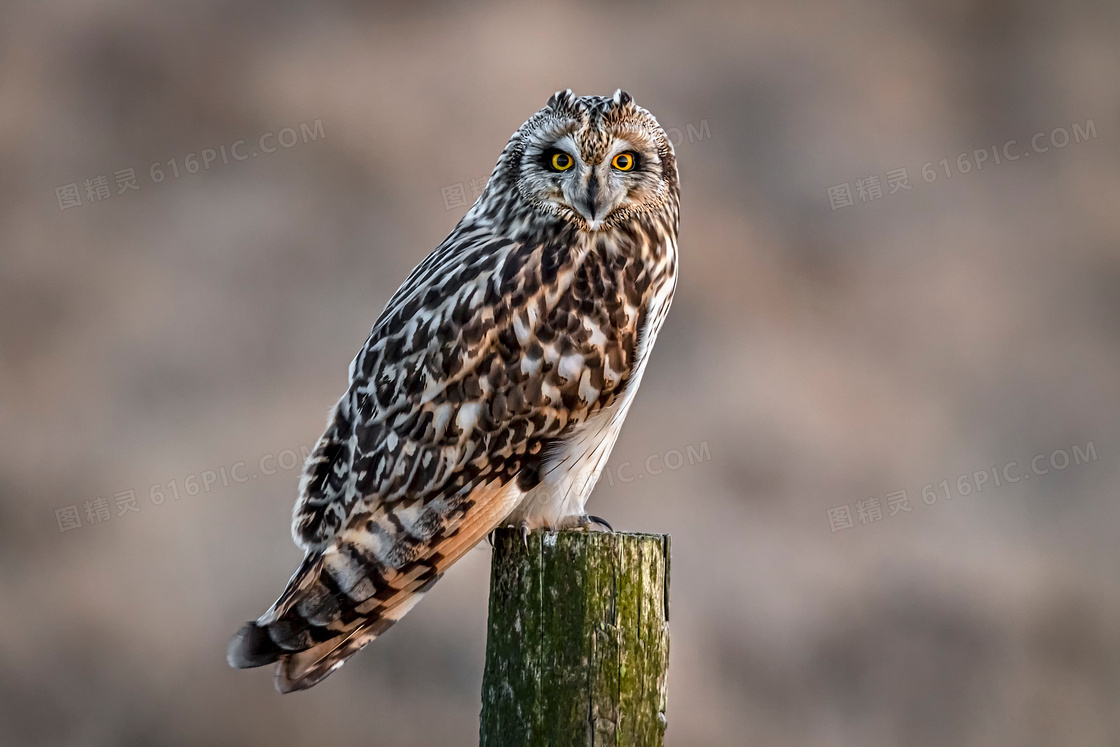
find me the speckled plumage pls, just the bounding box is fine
[228,90,680,692]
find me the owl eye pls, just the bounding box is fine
[611,152,637,171]
[548,151,574,171]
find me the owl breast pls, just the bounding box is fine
[507,230,677,530]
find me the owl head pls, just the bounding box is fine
[491,90,679,233]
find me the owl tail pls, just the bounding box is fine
[229,479,518,691]
[226,547,442,693]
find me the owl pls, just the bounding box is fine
[228,89,680,692]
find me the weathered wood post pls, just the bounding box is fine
[480,529,670,746]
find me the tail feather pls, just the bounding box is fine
[224,546,441,694]
[227,620,285,669]
[228,478,521,692]
[226,538,446,692]
[274,576,436,692]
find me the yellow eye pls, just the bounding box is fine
[611,152,636,171]
[550,152,573,171]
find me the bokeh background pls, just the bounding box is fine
[3,1,1120,744]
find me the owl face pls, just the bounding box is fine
[514,90,675,232]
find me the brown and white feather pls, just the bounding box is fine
[228,89,680,692]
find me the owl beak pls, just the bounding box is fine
[575,172,604,230]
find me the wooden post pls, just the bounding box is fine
[480,529,670,746]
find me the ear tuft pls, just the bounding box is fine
[612,89,633,107]
[547,89,575,111]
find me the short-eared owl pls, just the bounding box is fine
[228,89,680,691]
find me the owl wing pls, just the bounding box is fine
[228,229,650,691]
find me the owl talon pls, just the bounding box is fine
[579,514,614,532]
[520,520,531,548]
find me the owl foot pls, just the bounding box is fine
[578,514,614,532]
[485,519,534,548]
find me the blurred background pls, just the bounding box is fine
[2,1,1119,744]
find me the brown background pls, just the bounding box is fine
[2,1,1119,745]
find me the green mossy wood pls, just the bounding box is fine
[480,530,670,746]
